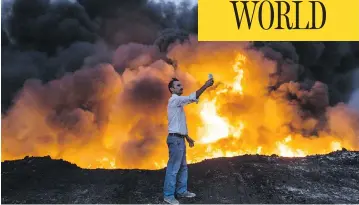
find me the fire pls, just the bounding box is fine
[198,54,246,144]
[150,53,352,169]
[198,99,230,144]
[175,52,353,167]
[276,136,306,157]
[232,54,245,94]
[88,157,117,169]
[2,47,358,170]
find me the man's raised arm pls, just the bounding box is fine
[196,78,214,99]
[171,79,214,107]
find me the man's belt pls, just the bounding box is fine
[169,133,186,138]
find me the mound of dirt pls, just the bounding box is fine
[2,150,359,204]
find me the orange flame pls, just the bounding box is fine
[152,53,350,169]
[2,49,357,170]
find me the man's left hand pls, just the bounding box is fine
[186,136,195,147]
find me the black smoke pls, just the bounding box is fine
[1,0,197,112]
[251,41,359,105]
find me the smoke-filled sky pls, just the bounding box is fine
[1,0,359,169]
[151,0,197,7]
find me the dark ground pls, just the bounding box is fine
[2,149,359,204]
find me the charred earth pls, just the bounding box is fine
[2,149,359,204]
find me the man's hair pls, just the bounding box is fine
[168,78,179,93]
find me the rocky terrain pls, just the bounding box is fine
[2,149,359,204]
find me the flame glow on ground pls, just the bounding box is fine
[2,50,358,170]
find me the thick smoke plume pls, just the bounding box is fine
[2,0,196,110]
[2,0,359,169]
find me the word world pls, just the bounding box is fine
[230,0,326,30]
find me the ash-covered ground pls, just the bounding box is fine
[2,149,359,204]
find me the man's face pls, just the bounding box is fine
[171,80,183,95]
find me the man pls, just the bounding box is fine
[163,77,214,204]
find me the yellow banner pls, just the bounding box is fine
[198,0,359,41]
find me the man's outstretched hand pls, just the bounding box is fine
[186,136,195,148]
[205,78,214,88]
[196,78,215,99]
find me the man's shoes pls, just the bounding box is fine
[177,191,196,198]
[164,197,179,204]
